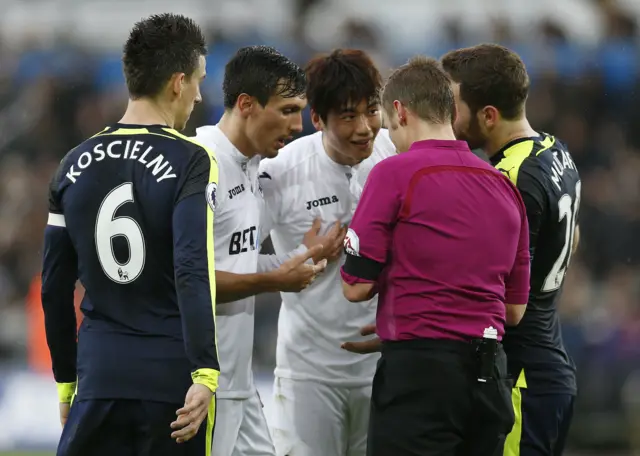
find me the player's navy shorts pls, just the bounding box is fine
[504,386,575,456]
[57,399,215,456]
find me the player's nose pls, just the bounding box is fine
[289,112,304,134]
[355,115,374,135]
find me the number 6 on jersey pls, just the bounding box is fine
[95,182,146,284]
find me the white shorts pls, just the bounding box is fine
[271,377,372,456]
[212,390,275,456]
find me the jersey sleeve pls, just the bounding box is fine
[341,161,401,284]
[41,157,79,403]
[172,148,221,393]
[258,158,281,239]
[505,179,532,305]
[515,160,548,262]
[257,246,308,272]
[257,159,312,271]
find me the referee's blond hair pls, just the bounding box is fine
[381,56,455,125]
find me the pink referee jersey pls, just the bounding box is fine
[341,139,530,342]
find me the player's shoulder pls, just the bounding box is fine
[367,129,398,166]
[494,133,561,183]
[364,146,406,181]
[192,125,244,189]
[352,130,397,184]
[259,131,322,189]
[525,133,579,189]
[372,129,397,159]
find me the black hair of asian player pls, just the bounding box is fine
[305,49,383,122]
[122,13,206,99]
[222,45,306,109]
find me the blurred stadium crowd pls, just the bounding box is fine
[0,0,639,453]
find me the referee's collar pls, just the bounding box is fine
[489,135,543,166]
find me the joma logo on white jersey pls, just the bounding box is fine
[306,195,339,210]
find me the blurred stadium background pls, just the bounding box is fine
[0,0,638,454]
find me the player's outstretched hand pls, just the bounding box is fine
[59,402,71,427]
[341,324,381,354]
[303,219,348,263]
[171,384,213,444]
[275,244,328,292]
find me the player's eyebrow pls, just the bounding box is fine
[340,106,357,114]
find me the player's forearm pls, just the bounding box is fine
[177,281,220,369]
[175,256,221,389]
[173,192,221,390]
[256,244,308,273]
[215,270,281,303]
[41,225,79,390]
[176,280,221,393]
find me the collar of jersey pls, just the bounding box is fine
[204,125,252,164]
[490,133,544,166]
[316,132,353,173]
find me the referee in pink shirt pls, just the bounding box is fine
[340,57,531,456]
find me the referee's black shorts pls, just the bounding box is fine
[367,338,514,456]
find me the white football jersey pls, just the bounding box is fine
[193,125,262,399]
[259,130,396,386]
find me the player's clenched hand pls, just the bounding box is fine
[275,245,328,292]
[326,223,348,262]
[341,325,381,354]
[171,384,213,444]
[59,402,71,427]
[303,219,348,263]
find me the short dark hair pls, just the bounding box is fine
[441,44,529,120]
[223,46,306,109]
[382,56,454,124]
[305,49,383,121]
[123,14,206,99]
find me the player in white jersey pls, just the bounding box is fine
[193,46,338,456]
[259,49,397,456]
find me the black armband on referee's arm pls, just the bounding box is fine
[343,253,384,281]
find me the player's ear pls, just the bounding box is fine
[480,105,500,129]
[170,73,186,97]
[394,101,407,127]
[310,109,324,131]
[236,93,254,118]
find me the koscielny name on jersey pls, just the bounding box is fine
[65,139,177,184]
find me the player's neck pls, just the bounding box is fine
[405,122,457,150]
[484,118,538,159]
[119,99,175,128]
[217,111,259,159]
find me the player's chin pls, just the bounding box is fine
[262,146,280,159]
[349,141,374,162]
[264,137,289,158]
[175,117,189,132]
